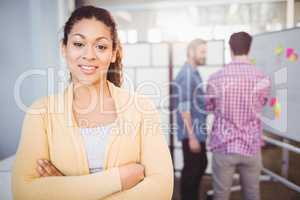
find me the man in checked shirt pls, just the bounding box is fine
[206,32,271,200]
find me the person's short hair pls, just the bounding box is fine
[187,38,207,57]
[229,32,252,55]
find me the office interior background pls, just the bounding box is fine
[1,0,300,199]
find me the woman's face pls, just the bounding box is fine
[63,18,116,85]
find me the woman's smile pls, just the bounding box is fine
[78,64,99,75]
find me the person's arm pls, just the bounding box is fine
[12,97,122,200]
[256,76,271,146]
[180,111,201,153]
[103,96,174,200]
[206,78,217,113]
[178,74,202,152]
[178,74,196,138]
[34,159,144,191]
[259,76,271,107]
[180,111,196,139]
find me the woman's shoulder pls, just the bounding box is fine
[26,96,48,112]
[27,93,61,114]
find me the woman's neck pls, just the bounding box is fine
[73,79,111,103]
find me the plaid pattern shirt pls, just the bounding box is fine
[206,59,271,156]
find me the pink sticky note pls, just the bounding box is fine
[286,48,294,58]
[270,98,277,107]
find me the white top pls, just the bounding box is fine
[80,123,114,174]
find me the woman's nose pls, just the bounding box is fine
[82,46,96,60]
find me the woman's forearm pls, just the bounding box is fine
[103,171,173,200]
[12,167,122,200]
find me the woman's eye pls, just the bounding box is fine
[96,45,107,50]
[73,42,84,47]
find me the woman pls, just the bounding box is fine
[12,6,173,200]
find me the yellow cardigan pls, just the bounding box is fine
[12,81,174,200]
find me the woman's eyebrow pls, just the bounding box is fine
[70,33,110,41]
[95,36,110,42]
[70,33,85,38]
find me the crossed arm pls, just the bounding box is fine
[35,159,144,191]
[12,97,174,200]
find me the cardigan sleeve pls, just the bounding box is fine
[103,96,174,200]
[12,97,122,200]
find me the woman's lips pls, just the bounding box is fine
[78,65,98,75]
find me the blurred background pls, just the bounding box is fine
[0,0,300,199]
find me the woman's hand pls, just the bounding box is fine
[36,159,64,177]
[119,163,145,190]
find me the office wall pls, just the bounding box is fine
[0,0,73,160]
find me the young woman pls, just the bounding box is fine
[12,6,173,200]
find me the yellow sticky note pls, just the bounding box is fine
[273,103,281,119]
[275,109,281,119]
[250,59,256,65]
[275,46,284,56]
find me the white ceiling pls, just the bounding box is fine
[94,0,286,11]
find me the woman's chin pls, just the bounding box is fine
[74,76,101,86]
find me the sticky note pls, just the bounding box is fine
[275,46,284,56]
[274,109,281,119]
[270,97,277,107]
[286,48,294,58]
[250,59,256,65]
[289,53,298,62]
[273,102,281,119]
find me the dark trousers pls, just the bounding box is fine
[180,139,208,200]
